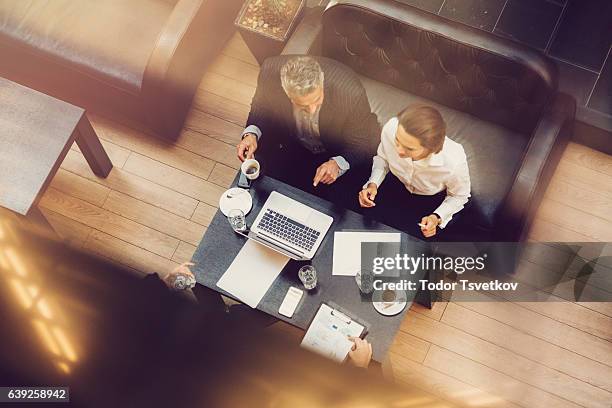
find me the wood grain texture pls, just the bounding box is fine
[172,241,197,264]
[208,163,237,188]
[222,32,259,67]
[123,153,226,208]
[191,202,218,227]
[198,71,256,106]
[424,345,582,408]
[39,207,92,249]
[192,90,250,127]
[90,114,215,179]
[441,302,612,392]
[84,230,179,276]
[40,188,179,259]
[60,149,198,218]
[103,191,206,246]
[49,169,110,207]
[208,53,259,87]
[402,312,610,408]
[389,352,518,408]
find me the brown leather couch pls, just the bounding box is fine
[0,0,242,139]
[283,0,576,242]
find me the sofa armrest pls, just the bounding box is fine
[281,6,324,55]
[500,93,576,241]
[143,0,242,138]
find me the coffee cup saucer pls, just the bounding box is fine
[372,289,408,316]
[219,187,253,216]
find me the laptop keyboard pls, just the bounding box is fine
[257,209,321,252]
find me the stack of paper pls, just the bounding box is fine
[332,231,401,276]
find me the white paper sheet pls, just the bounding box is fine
[216,240,290,308]
[300,304,365,362]
[332,231,401,276]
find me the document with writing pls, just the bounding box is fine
[217,240,290,308]
[300,304,365,363]
[332,231,401,276]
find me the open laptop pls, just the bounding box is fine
[246,191,333,260]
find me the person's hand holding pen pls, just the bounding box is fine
[418,214,440,238]
[358,183,378,208]
[347,336,372,368]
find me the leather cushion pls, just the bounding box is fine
[360,75,528,230]
[0,0,173,93]
[321,1,555,136]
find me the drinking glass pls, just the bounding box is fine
[227,209,247,233]
[298,265,317,290]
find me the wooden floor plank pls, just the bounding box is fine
[208,53,259,88]
[191,202,218,227]
[389,331,431,364]
[103,191,206,246]
[402,312,610,407]
[553,159,612,200]
[70,137,132,169]
[222,32,259,67]
[536,198,612,242]
[183,109,245,146]
[60,150,198,218]
[562,142,612,177]
[441,302,612,393]
[208,162,237,188]
[39,208,92,249]
[389,352,518,408]
[544,179,612,223]
[172,241,197,264]
[84,230,178,276]
[198,71,256,106]
[40,188,179,259]
[528,218,595,242]
[518,301,612,341]
[123,153,227,208]
[192,90,250,127]
[424,345,583,408]
[410,301,449,321]
[453,294,612,367]
[49,169,110,207]
[90,114,215,180]
[176,129,240,169]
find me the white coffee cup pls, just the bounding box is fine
[241,158,260,180]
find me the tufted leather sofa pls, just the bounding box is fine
[282,0,576,242]
[0,0,242,139]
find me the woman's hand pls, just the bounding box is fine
[358,183,378,208]
[420,214,440,238]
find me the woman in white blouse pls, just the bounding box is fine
[358,104,471,239]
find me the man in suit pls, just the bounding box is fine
[236,55,380,207]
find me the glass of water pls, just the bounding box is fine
[227,209,247,233]
[298,265,317,290]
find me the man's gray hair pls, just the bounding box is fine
[280,56,324,97]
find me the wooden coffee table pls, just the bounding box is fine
[0,78,112,224]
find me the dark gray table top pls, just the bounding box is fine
[192,174,427,362]
[0,78,84,215]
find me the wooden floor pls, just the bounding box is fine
[40,34,612,408]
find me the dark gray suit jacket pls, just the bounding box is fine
[247,55,381,169]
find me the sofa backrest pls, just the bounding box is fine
[320,0,558,135]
